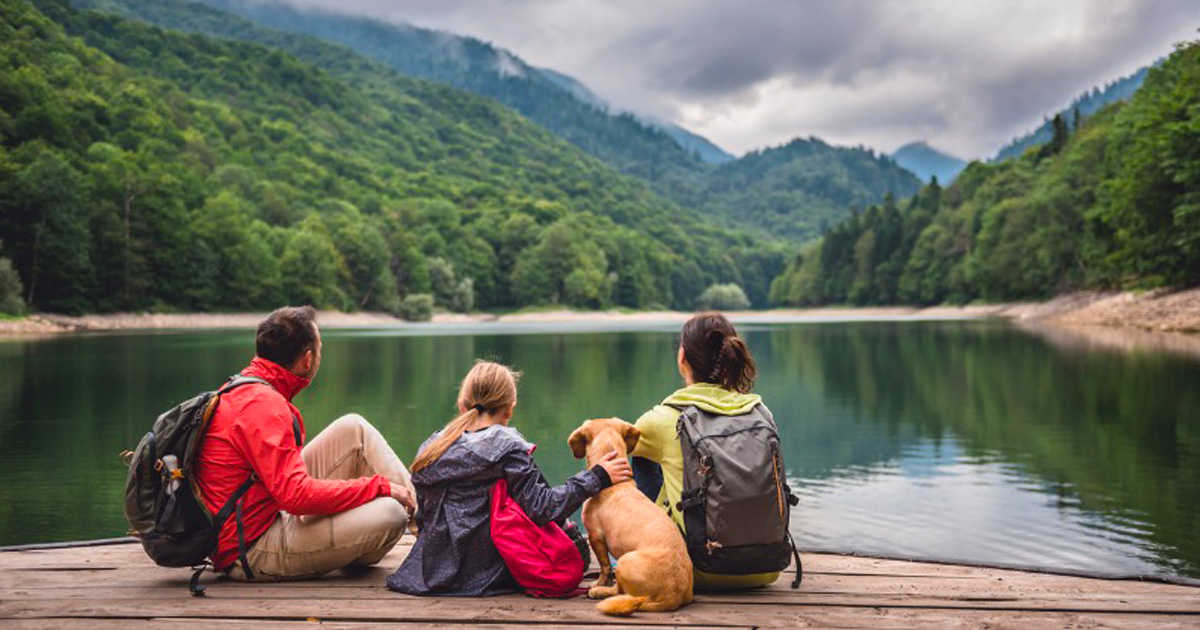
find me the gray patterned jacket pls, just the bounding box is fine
[387,425,607,596]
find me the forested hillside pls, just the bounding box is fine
[79,0,915,243]
[699,138,923,240]
[0,0,785,315]
[179,0,712,199]
[992,65,1150,162]
[770,41,1200,307]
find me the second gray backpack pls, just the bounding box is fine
[675,404,802,587]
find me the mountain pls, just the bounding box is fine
[187,0,716,195]
[533,67,733,164]
[771,41,1200,306]
[700,138,924,240]
[653,118,736,165]
[891,142,966,184]
[992,64,1152,162]
[66,0,921,241]
[2,0,785,314]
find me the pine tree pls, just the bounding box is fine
[1039,114,1070,160]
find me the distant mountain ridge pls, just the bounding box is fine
[190,0,730,188]
[992,64,1153,162]
[24,0,791,314]
[102,0,915,240]
[533,66,734,163]
[891,142,966,184]
[64,0,928,247]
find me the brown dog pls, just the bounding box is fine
[568,418,693,616]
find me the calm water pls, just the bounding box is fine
[1,319,1197,580]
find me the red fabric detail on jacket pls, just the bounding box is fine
[194,357,390,571]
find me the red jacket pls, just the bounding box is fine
[194,357,390,571]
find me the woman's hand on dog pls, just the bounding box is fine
[596,450,633,485]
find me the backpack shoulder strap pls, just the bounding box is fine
[204,373,301,585]
[217,375,301,447]
[220,375,270,394]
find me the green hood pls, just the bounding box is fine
[662,383,761,415]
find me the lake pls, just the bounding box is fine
[1,318,1196,581]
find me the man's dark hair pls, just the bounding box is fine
[256,306,318,368]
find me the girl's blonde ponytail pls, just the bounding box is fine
[410,361,520,473]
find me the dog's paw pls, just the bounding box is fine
[588,585,618,599]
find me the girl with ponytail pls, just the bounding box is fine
[388,361,631,596]
[629,312,780,591]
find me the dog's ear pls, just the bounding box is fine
[568,424,590,459]
[620,422,641,455]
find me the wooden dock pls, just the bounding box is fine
[1,538,1197,628]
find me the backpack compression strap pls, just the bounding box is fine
[788,531,803,588]
[785,483,802,588]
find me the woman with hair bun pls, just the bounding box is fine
[630,312,783,591]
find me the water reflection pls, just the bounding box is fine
[0,320,1196,580]
[794,438,1165,577]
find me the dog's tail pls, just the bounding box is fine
[595,594,648,617]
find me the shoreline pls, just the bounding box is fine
[0,303,1034,335]
[2,288,1197,342]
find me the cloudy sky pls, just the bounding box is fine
[278,0,1197,159]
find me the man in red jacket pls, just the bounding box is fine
[194,305,417,581]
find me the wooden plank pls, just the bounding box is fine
[0,537,137,552]
[4,555,1196,607]
[0,615,1192,630]
[2,586,1196,616]
[0,622,751,630]
[2,542,1197,629]
[2,564,1197,613]
[1,598,1195,629]
[0,543,1149,582]
[0,598,801,627]
[5,561,1195,602]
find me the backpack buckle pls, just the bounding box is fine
[704,539,723,554]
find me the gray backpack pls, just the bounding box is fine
[123,375,299,595]
[675,404,802,588]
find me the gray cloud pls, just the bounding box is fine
[272,0,1198,159]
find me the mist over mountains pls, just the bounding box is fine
[992,65,1154,162]
[0,0,1185,320]
[193,0,725,189]
[890,142,966,184]
[76,0,920,242]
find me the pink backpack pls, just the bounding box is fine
[489,477,585,598]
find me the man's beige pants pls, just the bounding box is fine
[228,414,415,581]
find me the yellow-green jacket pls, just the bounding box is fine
[631,382,780,590]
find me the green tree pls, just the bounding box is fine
[397,293,433,321]
[1037,114,1070,161]
[695,283,751,311]
[0,241,25,315]
[280,215,348,309]
[511,217,613,308]
[2,147,94,313]
[191,191,283,309]
[1099,41,1200,286]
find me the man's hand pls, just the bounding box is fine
[390,482,416,515]
[596,450,633,485]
